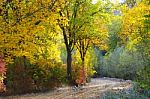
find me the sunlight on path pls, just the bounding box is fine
[0,78,133,99]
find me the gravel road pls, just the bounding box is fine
[0,78,133,99]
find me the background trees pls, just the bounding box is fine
[94,0,150,89]
[0,0,149,94]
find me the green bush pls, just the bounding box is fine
[102,84,150,99]
[95,47,145,80]
[136,65,150,90]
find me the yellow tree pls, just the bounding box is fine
[0,0,63,89]
[119,0,150,89]
[120,0,149,52]
[75,13,109,84]
[0,0,60,63]
[57,0,110,82]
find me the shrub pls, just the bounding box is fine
[95,47,145,80]
[6,57,35,94]
[72,64,86,85]
[71,49,96,85]
[0,55,6,92]
[102,84,150,99]
[136,65,150,90]
[5,57,67,95]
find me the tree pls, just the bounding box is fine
[76,16,109,82]
[57,0,109,82]
[0,0,60,63]
[0,0,63,90]
[57,0,80,81]
[120,0,150,89]
[108,16,122,51]
[120,0,149,53]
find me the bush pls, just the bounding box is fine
[5,57,67,95]
[95,47,145,80]
[6,57,35,94]
[102,84,150,99]
[32,65,66,91]
[136,65,150,90]
[46,63,67,85]
[0,55,6,92]
[71,49,96,85]
[72,62,86,85]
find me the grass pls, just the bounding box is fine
[101,84,150,99]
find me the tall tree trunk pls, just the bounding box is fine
[81,57,86,84]
[61,24,73,82]
[67,49,72,81]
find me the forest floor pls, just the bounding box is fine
[0,78,133,99]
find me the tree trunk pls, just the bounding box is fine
[67,49,72,82]
[81,57,86,84]
[60,25,72,82]
[81,57,85,68]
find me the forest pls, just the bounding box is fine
[0,0,149,98]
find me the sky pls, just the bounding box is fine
[92,0,125,4]
[110,0,125,4]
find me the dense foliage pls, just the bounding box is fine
[0,0,149,95]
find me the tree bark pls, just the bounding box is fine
[61,26,73,82]
[81,57,85,68]
[81,57,86,84]
[67,49,72,81]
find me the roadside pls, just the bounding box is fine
[0,78,134,99]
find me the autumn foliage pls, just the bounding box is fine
[0,0,149,95]
[0,55,6,92]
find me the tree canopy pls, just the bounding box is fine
[0,0,149,93]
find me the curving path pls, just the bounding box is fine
[0,78,133,99]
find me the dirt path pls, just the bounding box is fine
[0,78,133,99]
